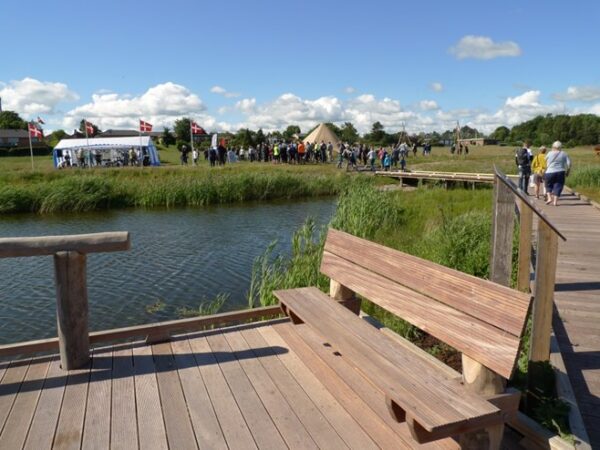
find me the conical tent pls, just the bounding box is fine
[303,123,341,152]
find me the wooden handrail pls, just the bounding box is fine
[0,305,283,358]
[493,166,566,241]
[0,231,130,258]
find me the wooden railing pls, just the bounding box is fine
[0,232,284,371]
[491,167,567,377]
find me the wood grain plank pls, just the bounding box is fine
[133,342,168,450]
[81,347,113,450]
[277,287,501,434]
[320,251,523,378]
[187,335,257,450]
[220,326,317,449]
[110,344,138,450]
[0,356,50,448]
[258,325,380,450]
[241,329,348,449]
[53,360,92,450]
[205,331,288,449]
[152,341,197,450]
[0,358,31,435]
[273,322,458,450]
[324,228,531,335]
[23,357,67,450]
[170,336,227,450]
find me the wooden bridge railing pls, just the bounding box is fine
[0,232,284,371]
[0,232,131,370]
[491,167,566,375]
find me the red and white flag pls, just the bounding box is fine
[37,116,45,124]
[84,120,95,135]
[28,122,43,138]
[191,121,206,135]
[139,120,153,132]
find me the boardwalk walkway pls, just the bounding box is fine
[537,191,600,446]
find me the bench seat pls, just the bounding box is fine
[276,287,519,443]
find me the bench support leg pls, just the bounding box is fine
[330,279,360,315]
[460,354,506,449]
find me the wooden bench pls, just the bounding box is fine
[276,228,532,449]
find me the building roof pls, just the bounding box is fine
[54,136,154,150]
[0,129,29,138]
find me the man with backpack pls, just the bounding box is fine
[515,140,533,194]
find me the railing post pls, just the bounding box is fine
[517,199,533,292]
[54,251,90,370]
[330,279,360,315]
[529,222,559,363]
[489,177,515,286]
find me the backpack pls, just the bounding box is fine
[516,148,529,166]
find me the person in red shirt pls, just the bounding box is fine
[297,142,306,164]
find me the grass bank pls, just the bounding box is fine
[0,164,353,214]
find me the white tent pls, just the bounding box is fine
[53,136,160,168]
[303,123,341,151]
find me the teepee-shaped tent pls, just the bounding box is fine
[303,123,341,151]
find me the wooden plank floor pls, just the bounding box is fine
[0,319,480,449]
[535,192,600,446]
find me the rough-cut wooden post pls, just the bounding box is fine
[517,199,533,292]
[529,222,559,362]
[489,178,515,286]
[54,251,90,370]
[330,279,360,315]
[460,174,514,449]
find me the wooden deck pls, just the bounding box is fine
[1,319,485,450]
[536,191,600,447]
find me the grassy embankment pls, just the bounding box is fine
[1,143,598,209]
[246,179,571,439]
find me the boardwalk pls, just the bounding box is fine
[537,191,600,446]
[0,319,470,450]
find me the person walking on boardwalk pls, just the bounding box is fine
[515,141,533,194]
[544,141,571,206]
[368,147,376,171]
[531,146,547,199]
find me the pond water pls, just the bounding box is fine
[0,198,336,344]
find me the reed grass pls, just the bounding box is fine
[0,166,350,214]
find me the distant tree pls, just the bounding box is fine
[79,119,100,136]
[236,128,254,147]
[0,111,27,130]
[364,121,387,145]
[339,122,359,144]
[173,118,191,144]
[490,126,510,142]
[255,128,266,145]
[324,122,341,138]
[162,127,175,146]
[282,125,301,141]
[47,129,67,147]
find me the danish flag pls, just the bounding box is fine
[84,120,95,135]
[139,120,153,132]
[191,121,206,135]
[28,122,43,138]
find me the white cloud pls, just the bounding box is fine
[63,82,209,130]
[419,100,439,111]
[210,85,240,98]
[430,82,443,92]
[344,86,356,94]
[553,85,600,102]
[505,90,541,108]
[449,35,521,60]
[235,98,257,114]
[0,77,78,116]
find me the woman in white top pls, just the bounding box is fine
[544,141,571,206]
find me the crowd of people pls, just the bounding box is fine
[516,140,571,206]
[178,140,435,172]
[57,147,151,168]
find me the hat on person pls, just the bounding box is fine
[552,140,562,150]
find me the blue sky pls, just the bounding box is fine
[1,0,599,134]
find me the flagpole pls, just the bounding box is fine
[139,119,143,168]
[189,119,195,161]
[28,124,34,171]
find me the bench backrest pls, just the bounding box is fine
[320,228,532,379]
